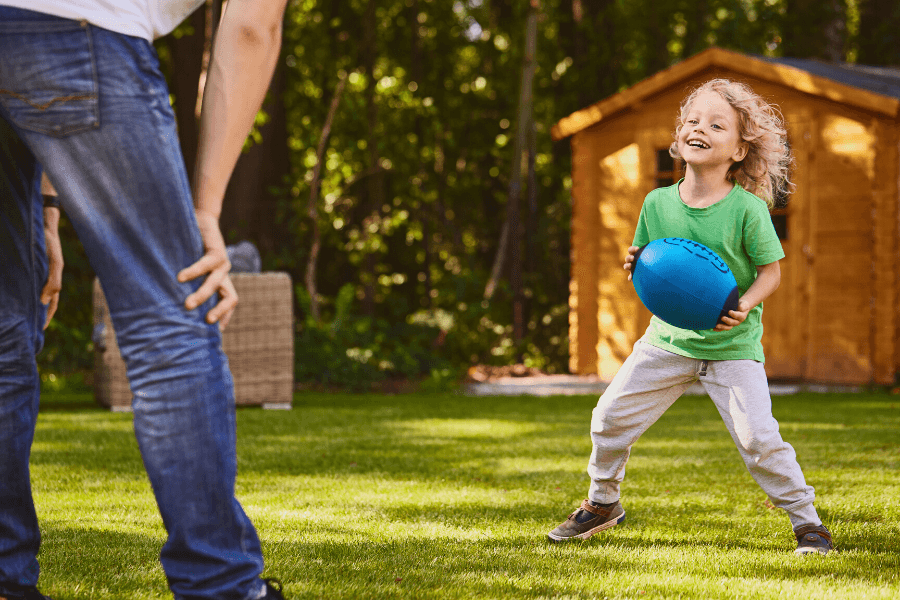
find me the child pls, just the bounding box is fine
[548,79,832,555]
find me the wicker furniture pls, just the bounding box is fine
[93,273,294,411]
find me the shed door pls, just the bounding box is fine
[762,120,812,380]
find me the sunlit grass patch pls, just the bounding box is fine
[31,391,900,599]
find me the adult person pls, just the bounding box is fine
[0,0,290,598]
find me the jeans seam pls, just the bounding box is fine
[0,21,87,34]
[84,23,101,128]
[0,89,97,111]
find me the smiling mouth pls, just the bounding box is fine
[687,139,710,149]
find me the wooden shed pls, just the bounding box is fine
[552,47,900,386]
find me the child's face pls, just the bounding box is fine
[677,91,748,170]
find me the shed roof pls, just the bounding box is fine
[552,47,900,141]
[761,56,900,100]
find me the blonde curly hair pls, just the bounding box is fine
[669,79,793,208]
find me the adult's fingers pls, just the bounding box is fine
[207,276,239,330]
[40,251,63,329]
[184,265,228,311]
[178,250,229,285]
[43,294,60,330]
[40,273,62,305]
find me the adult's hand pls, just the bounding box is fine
[41,206,63,330]
[177,210,238,330]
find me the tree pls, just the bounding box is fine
[485,0,540,351]
[856,0,900,65]
[781,0,848,61]
[52,0,836,382]
[305,73,348,321]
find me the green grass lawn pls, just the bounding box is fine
[31,390,900,599]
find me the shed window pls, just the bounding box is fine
[655,148,683,189]
[771,211,788,240]
[769,172,791,240]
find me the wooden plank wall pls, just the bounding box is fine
[569,131,601,374]
[872,120,899,384]
[895,126,900,381]
[762,111,814,380]
[808,110,878,382]
[595,137,645,380]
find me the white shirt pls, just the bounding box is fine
[0,0,205,41]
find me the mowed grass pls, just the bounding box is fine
[31,390,900,599]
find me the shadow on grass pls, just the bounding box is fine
[34,521,900,600]
[37,526,169,600]
[39,391,98,412]
[229,393,899,488]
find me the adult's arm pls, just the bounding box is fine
[177,0,290,328]
[41,173,62,329]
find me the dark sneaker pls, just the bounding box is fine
[794,524,833,555]
[548,499,626,542]
[262,579,286,599]
[0,585,54,600]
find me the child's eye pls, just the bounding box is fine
[711,123,722,129]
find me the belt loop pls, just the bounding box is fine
[698,360,709,377]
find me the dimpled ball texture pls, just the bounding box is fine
[631,237,740,331]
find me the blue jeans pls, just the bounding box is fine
[0,8,266,599]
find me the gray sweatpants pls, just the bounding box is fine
[588,341,820,527]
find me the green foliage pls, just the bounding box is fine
[294,283,456,390]
[36,0,900,390]
[268,0,857,386]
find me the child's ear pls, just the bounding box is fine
[733,142,749,163]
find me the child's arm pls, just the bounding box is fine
[714,260,781,332]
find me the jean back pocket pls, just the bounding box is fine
[0,18,100,137]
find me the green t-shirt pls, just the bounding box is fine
[632,180,785,362]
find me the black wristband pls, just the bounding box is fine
[43,194,60,209]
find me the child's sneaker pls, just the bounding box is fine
[794,524,833,555]
[547,499,625,542]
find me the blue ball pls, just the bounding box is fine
[631,237,740,330]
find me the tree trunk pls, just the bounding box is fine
[560,0,617,117]
[485,0,539,347]
[410,0,432,305]
[857,0,900,65]
[524,115,537,332]
[305,73,348,322]
[782,0,847,61]
[643,2,671,75]
[360,0,382,317]
[681,0,709,59]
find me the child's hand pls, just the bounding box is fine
[623,246,640,281]
[714,299,752,331]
